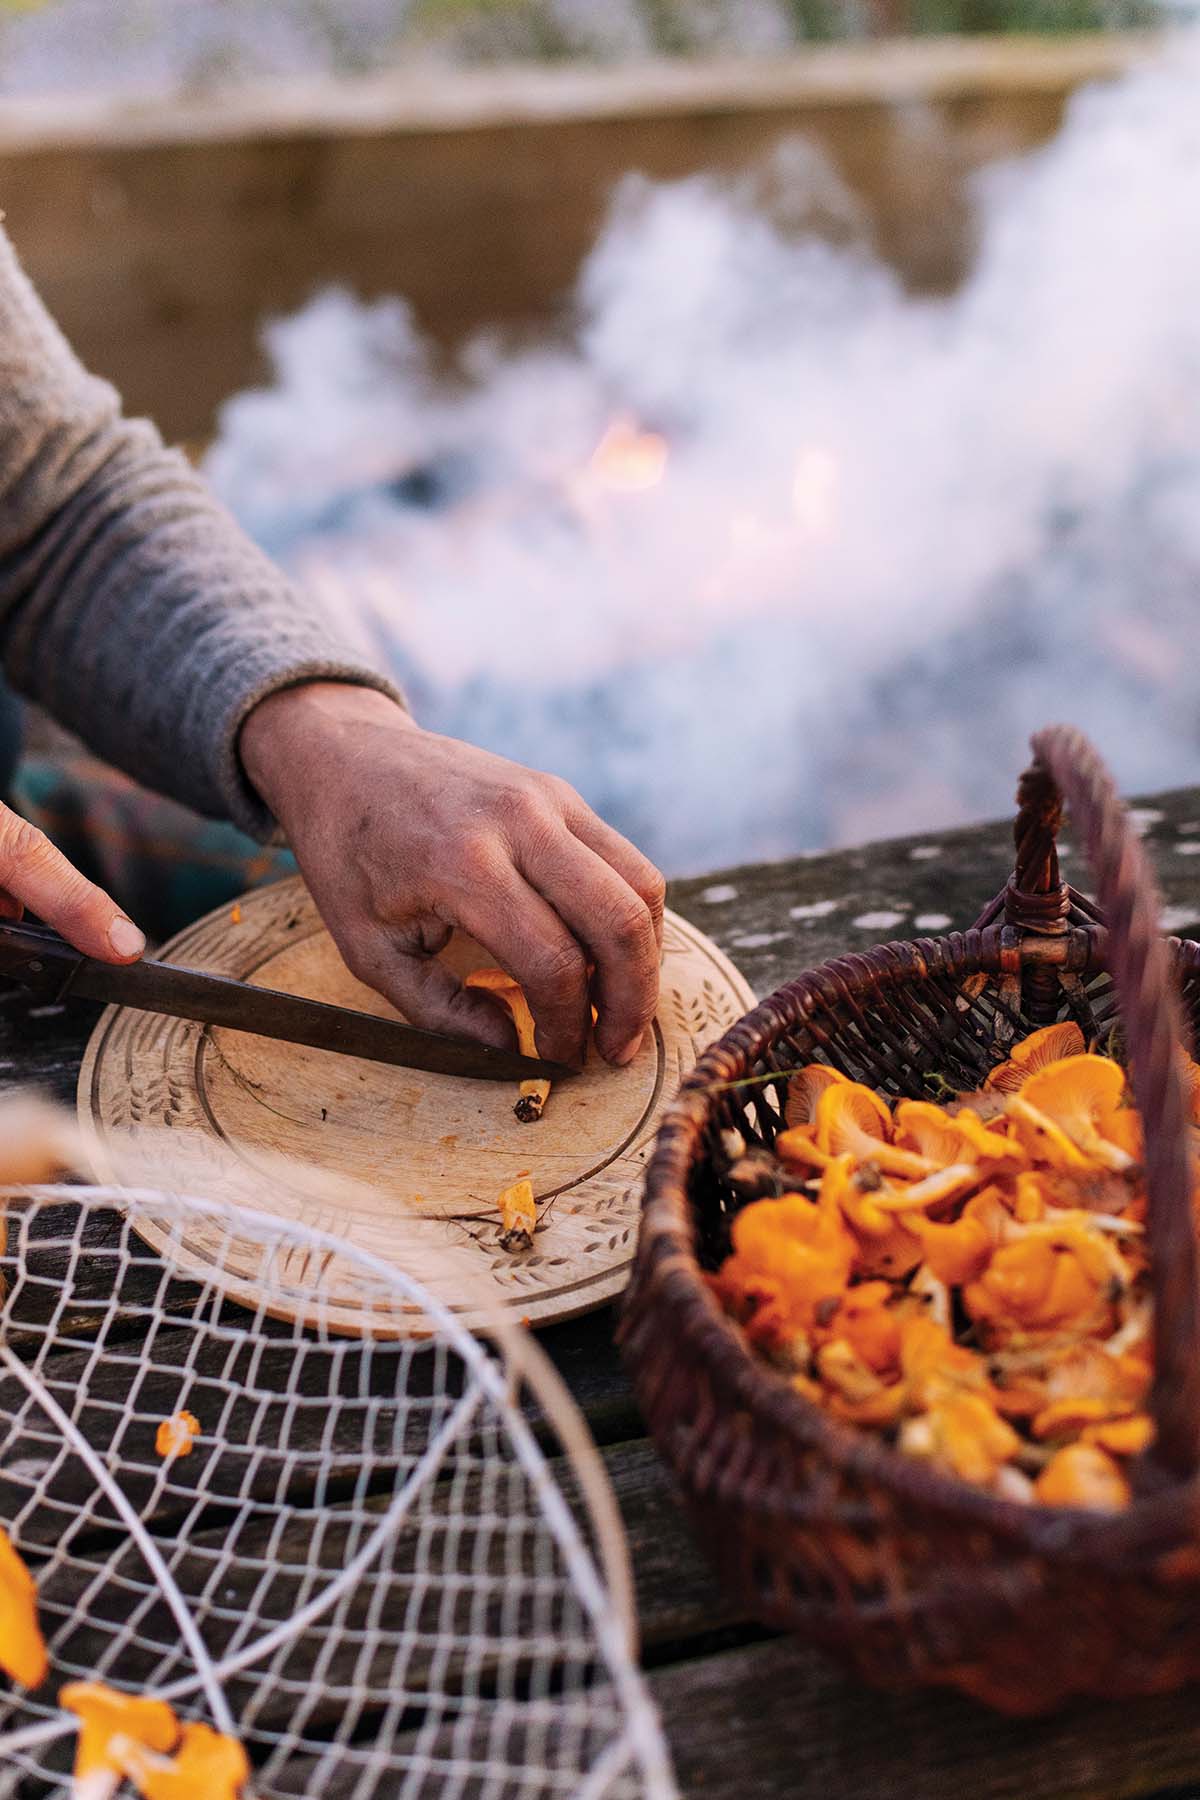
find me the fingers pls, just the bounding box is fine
[455,864,593,1068]
[0,807,144,962]
[510,825,659,1066]
[562,802,667,954]
[342,938,521,1053]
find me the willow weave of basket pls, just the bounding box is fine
[621,725,1200,1715]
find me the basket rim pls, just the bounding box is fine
[629,922,1200,1563]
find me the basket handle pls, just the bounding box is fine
[1016,726,1200,1487]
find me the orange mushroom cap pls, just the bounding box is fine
[60,1682,179,1779]
[774,1123,834,1171]
[0,1527,47,1690]
[1081,1413,1154,1457]
[985,1023,1087,1095]
[723,1172,857,1333]
[1034,1442,1132,1509]
[821,1282,902,1376]
[463,967,536,1054]
[785,1064,849,1129]
[1009,1055,1140,1173]
[814,1082,934,1180]
[898,1314,993,1408]
[906,1207,993,1287]
[116,1720,250,1799]
[893,1101,1022,1172]
[1031,1395,1128,1441]
[963,1228,1120,1339]
[155,1411,200,1461]
[903,1390,1021,1485]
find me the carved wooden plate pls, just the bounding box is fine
[77,876,755,1335]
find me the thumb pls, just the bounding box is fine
[0,808,144,963]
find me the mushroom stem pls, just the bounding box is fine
[464,968,553,1122]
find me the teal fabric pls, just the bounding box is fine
[0,684,23,799]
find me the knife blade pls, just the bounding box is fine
[0,920,572,1084]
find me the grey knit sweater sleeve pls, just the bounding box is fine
[0,222,404,840]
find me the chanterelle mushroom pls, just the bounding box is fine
[115,1720,250,1800]
[60,1681,178,1785]
[463,969,551,1121]
[0,1527,46,1690]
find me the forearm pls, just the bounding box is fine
[0,225,402,839]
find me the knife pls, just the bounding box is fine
[0,919,572,1084]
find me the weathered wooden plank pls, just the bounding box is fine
[0,989,97,1108]
[648,1636,1200,1800]
[258,1709,657,1800]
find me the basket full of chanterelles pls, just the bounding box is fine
[620,725,1200,1714]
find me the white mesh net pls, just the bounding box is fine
[0,1183,675,1799]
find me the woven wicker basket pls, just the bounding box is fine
[621,725,1200,1715]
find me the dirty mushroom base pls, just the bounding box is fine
[78,876,755,1336]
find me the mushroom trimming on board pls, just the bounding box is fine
[497,1177,537,1252]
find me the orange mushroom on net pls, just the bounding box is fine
[1007,1055,1140,1173]
[155,1411,201,1461]
[1034,1442,1132,1509]
[115,1720,250,1799]
[463,968,551,1121]
[60,1682,179,1783]
[0,1526,46,1690]
[984,1022,1087,1095]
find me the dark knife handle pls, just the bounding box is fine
[0,921,86,1002]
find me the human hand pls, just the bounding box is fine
[239,683,665,1068]
[0,803,145,961]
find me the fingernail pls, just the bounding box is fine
[108,917,146,959]
[614,1033,643,1067]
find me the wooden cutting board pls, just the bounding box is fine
[77,876,755,1334]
